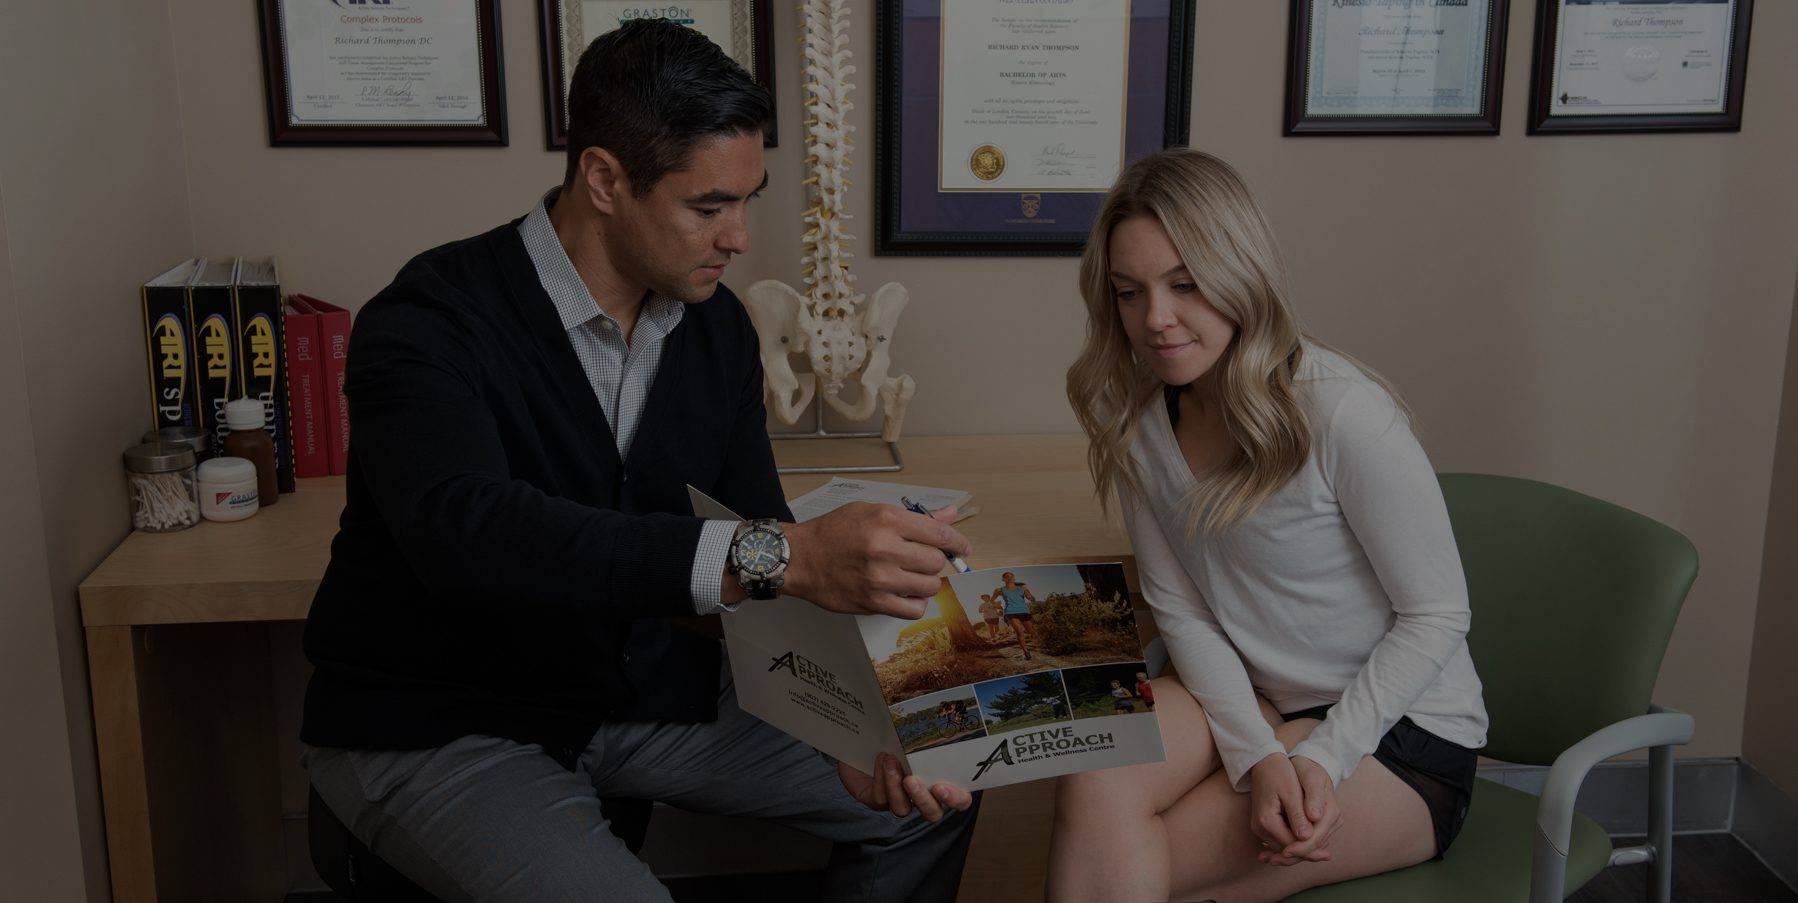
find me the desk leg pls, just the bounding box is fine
[86,623,286,902]
[87,625,158,903]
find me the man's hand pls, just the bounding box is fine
[839,752,973,822]
[782,502,970,618]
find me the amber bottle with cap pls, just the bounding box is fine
[222,398,280,508]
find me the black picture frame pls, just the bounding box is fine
[1284,0,1510,136]
[256,0,508,147]
[537,1,776,150]
[1528,0,1754,135]
[875,0,1196,257]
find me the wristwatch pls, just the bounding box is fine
[727,518,790,601]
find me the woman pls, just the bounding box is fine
[978,593,1007,642]
[1050,149,1489,902]
[993,571,1038,660]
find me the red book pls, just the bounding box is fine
[290,294,352,475]
[283,299,329,478]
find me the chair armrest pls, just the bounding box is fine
[1145,636,1169,679]
[1535,705,1694,854]
[1528,704,1693,902]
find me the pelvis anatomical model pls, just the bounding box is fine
[743,280,915,442]
[742,0,914,443]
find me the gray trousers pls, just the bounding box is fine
[302,658,979,902]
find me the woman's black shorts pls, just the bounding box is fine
[1281,705,1479,859]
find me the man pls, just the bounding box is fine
[299,20,976,901]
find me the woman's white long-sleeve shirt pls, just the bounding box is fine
[1126,343,1488,791]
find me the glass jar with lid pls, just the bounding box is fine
[123,442,200,533]
[141,425,209,461]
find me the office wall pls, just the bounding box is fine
[0,191,88,903]
[1745,274,1798,798]
[0,0,199,898]
[166,0,1798,763]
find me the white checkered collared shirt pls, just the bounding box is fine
[519,188,739,615]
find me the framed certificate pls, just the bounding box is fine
[538,1,775,149]
[1529,0,1753,134]
[257,0,507,146]
[1285,0,1510,136]
[876,0,1196,256]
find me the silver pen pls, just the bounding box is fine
[900,496,972,573]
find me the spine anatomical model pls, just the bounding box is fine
[744,0,915,443]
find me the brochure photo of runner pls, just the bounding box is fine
[973,670,1074,735]
[858,562,1143,704]
[888,686,989,754]
[1063,661,1157,720]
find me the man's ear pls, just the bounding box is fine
[577,146,631,214]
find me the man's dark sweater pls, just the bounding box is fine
[299,219,791,765]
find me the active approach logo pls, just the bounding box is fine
[971,740,1014,783]
[969,726,1118,783]
[768,651,865,713]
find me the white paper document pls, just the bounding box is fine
[690,484,1164,790]
[1304,0,1496,117]
[937,0,1130,192]
[1550,0,1738,116]
[786,476,977,523]
[280,1,488,125]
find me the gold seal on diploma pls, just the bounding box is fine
[969,144,1005,182]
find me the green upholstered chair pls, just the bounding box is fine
[1144,473,1699,902]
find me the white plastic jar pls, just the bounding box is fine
[197,456,261,522]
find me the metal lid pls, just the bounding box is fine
[143,425,205,445]
[123,442,196,473]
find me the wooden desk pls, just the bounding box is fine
[80,434,1129,901]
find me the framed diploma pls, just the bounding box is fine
[1529,0,1753,134]
[538,1,776,149]
[1285,0,1510,136]
[257,0,507,146]
[876,0,1196,256]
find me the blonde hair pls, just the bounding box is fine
[1066,148,1403,533]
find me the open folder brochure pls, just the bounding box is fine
[689,483,1165,791]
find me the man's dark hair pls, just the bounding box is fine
[565,19,772,197]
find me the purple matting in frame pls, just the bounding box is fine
[878,0,1193,256]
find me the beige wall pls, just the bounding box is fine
[0,0,198,898]
[168,1,1798,762]
[1,5,1789,894]
[0,190,88,902]
[1745,273,1798,798]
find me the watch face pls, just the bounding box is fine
[737,529,785,576]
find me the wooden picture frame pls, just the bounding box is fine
[1528,0,1754,135]
[537,0,776,150]
[875,0,1196,257]
[1284,0,1510,136]
[256,0,508,146]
